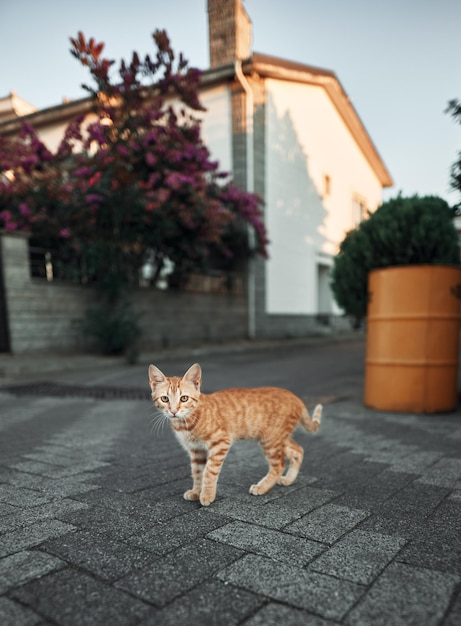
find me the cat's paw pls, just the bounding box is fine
[199,493,215,507]
[183,490,200,501]
[276,476,290,486]
[249,484,266,495]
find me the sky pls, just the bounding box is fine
[1,0,460,206]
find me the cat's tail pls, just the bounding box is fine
[300,404,322,433]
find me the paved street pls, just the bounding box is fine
[0,336,460,625]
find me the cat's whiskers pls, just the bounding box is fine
[149,409,168,435]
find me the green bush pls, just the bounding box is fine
[75,300,142,360]
[331,195,460,325]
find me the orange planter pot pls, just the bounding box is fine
[364,265,461,413]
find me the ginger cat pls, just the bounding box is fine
[148,363,322,506]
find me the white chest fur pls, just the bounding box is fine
[174,428,207,453]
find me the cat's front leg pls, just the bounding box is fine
[184,447,207,501]
[200,437,230,506]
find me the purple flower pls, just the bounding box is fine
[75,167,93,177]
[4,221,17,231]
[85,193,104,204]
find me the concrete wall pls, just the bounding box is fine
[0,232,246,354]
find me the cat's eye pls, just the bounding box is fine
[180,395,189,402]
[160,395,169,403]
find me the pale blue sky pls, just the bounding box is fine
[1,0,460,205]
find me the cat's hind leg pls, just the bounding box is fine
[277,439,303,486]
[184,447,207,501]
[250,443,285,495]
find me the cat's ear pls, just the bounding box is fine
[148,364,166,388]
[183,363,201,390]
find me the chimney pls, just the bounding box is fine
[207,0,253,68]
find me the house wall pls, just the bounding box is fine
[264,78,383,317]
[36,111,98,152]
[195,85,233,173]
[0,232,246,354]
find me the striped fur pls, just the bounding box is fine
[148,363,322,506]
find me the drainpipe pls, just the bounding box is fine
[235,59,256,340]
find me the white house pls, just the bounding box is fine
[203,0,392,337]
[0,0,392,350]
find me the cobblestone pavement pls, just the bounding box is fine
[0,338,460,625]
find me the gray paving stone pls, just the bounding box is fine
[0,549,65,593]
[309,529,406,584]
[0,484,52,509]
[208,520,326,566]
[244,602,337,626]
[218,553,366,621]
[139,579,264,626]
[359,482,451,538]
[72,484,195,522]
[270,485,339,517]
[344,562,460,626]
[334,470,416,509]
[37,478,100,499]
[221,473,319,506]
[95,463,189,493]
[11,568,153,626]
[0,397,68,433]
[205,486,338,530]
[417,457,461,488]
[134,476,192,499]
[127,508,230,555]
[284,503,370,544]
[313,458,389,493]
[396,500,461,575]
[0,502,17,516]
[73,486,158,512]
[386,450,442,473]
[42,530,154,581]
[0,468,99,497]
[442,586,461,626]
[1,499,88,535]
[116,538,243,607]
[23,451,83,467]
[10,459,109,478]
[27,443,97,461]
[0,520,76,557]
[201,498,296,529]
[0,597,42,626]
[57,503,159,539]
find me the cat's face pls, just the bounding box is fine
[148,363,201,420]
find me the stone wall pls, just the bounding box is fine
[0,232,247,354]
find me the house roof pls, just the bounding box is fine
[247,53,393,187]
[0,52,392,187]
[0,91,37,123]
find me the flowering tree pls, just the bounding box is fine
[0,30,268,296]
